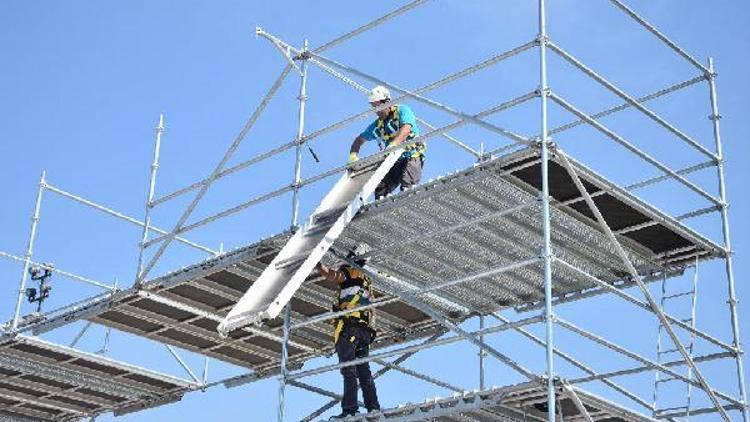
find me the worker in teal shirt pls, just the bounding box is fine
[348,85,425,199]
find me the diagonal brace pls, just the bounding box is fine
[562,381,594,422]
[556,149,731,421]
[490,312,654,411]
[298,330,448,422]
[257,28,532,146]
[358,262,538,382]
[135,64,294,285]
[549,93,720,207]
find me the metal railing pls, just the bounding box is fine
[2,1,746,421]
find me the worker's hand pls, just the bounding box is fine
[348,152,359,163]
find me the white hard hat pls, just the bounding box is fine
[368,85,391,103]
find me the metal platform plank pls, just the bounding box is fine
[329,380,656,422]
[0,335,197,421]
[335,148,719,314]
[5,148,721,377]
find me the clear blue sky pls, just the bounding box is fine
[1,1,748,420]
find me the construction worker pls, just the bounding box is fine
[349,85,424,199]
[316,244,380,419]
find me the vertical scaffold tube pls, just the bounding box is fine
[291,40,309,229]
[707,57,749,422]
[136,114,165,280]
[538,1,556,421]
[479,315,486,390]
[277,303,292,422]
[11,170,46,331]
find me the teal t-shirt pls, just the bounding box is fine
[359,104,424,158]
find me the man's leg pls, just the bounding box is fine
[354,327,380,411]
[399,156,423,191]
[375,158,406,199]
[335,327,359,415]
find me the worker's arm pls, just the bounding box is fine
[387,123,413,147]
[350,136,366,155]
[316,262,346,285]
[389,104,417,148]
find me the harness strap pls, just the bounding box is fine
[375,105,425,158]
[333,267,372,343]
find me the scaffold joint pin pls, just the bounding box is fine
[535,34,550,46]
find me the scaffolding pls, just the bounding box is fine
[0,1,747,421]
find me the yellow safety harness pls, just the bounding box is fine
[333,267,374,344]
[376,105,425,158]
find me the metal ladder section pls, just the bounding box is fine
[217,151,402,336]
[653,258,699,420]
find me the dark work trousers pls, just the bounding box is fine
[335,323,380,413]
[375,156,423,199]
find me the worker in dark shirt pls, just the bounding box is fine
[316,244,380,419]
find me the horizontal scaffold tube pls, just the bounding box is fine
[144,91,539,248]
[287,315,543,380]
[291,256,542,330]
[151,40,538,207]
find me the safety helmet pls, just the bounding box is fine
[368,85,391,103]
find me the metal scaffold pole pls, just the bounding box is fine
[11,170,46,331]
[291,40,309,230]
[538,0,556,421]
[479,315,486,390]
[707,57,749,422]
[137,114,165,280]
[277,303,292,422]
[2,2,745,420]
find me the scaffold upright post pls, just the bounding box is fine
[479,314,486,390]
[707,56,749,422]
[278,302,292,422]
[538,0,556,420]
[137,114,165,280]
[11,170,46,331]
[291,40,309,230]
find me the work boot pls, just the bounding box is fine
[364,408,381,421]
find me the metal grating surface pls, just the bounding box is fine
[333,379,656,421]
[9,148,721,374]
[0,335,196,421]
[14,236,446,372]
[336,148,721,314]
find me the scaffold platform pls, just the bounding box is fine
[8,148,721,376]
[13,233,447,372]
[0,0,746,419]
[0,335,197,421]
[328,379,656,422]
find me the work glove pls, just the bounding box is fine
[348,152,359,163]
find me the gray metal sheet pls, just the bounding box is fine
[8,148,719,375]
[337,148,719,314]
[334,379,656,421]
[12,234,445,372]
[0,335,196,421]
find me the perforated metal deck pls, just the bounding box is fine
[15,237,446,372]
[0,335,197,421]
[9,148,721,375]
[336,148,721,314]
[330,380,656,421]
